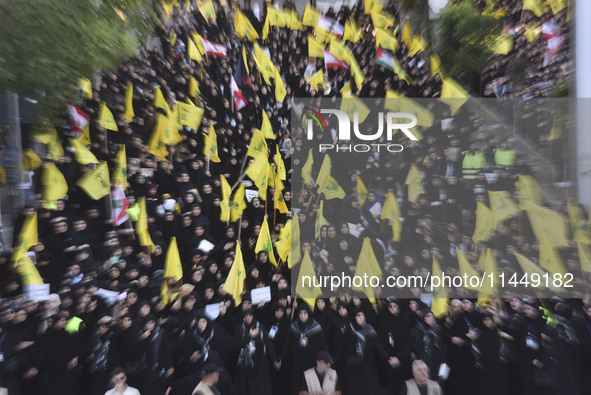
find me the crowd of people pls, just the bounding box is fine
[0,0,588,395]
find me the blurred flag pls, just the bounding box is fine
[77,161,110,200]
[225,243,246,304]
[296,250,321,307]
[356,175,368,205]
[136,197,155,252]
[324,50,349,69]
[318,15,344,38]
[111,180,130,226]
[203,124,221,162]
[441,78,470,115]
[255,217,277,266]
[42,163,68,205]
[124,83,135,123]
[404,164,425,202]
[78,77,92,99]
[69,138,98,165]
[488,190,519,226]
[302,5,319,26]
[98,102,118,131]
[203,39,227,57]
[353,238,383,303]
[235,9,259,40]
[473,201,493,243]
[308,34,325,57]
[164,237,183,281]
[230,184,247,222]
[431,255,449,318]
[315,200,330,239]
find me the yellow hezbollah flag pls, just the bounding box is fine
[235,9,259,40]
[567,198,591,244]
[253,43,276,85]
[177,102,204,131]
[98,102,118,131]
[69,138,98,165]
[430,54,442,76]
[153,87,171,114]
[441,77,470,115]
[296,250,322,307]
[344,18,361,43]
[375,28,397,52]
[136,197,155,252]
[301,149,314,184]
[329,39,352,63]
[404,164,425,202]
[473,201,493,243]
[408,34,428,57]
[488,190,519,226]
[385,90,434,128]
[291,9,305,31]
[353,238,383,303]
[274,175,289,214]
[381,189,402,242]
[490,34,514,55]
[23,149,41,171]
[275,68,287,103]
[199,0,216,22]
[79,77,92,99]
[14,213,37,256]
[124,83,135,123]
[431,255,449,318]
[523,0,546,17]
[302,5,319,26]
[356,175,368,205]
[456,248,481,291]
[256,217,278,266]
[539,242,567,275]
[371,11,395,29]
[225,243,246,304]
[516,175,542,209]
[164,237,183,281]
[276,221,292,265]
[341,92,370,123]
[401,21,412,45]
[364,0,382,13]
[308,35,325,57]
[514,252,561,293]
[576,242,591,273]
[42,163,68,205]
[77,161,110,200]
[148,114,169,160]
[188,38,203,62]
[477,248,498,297]
[188,75,200,99]
[220,175,231,223]
[307,69,324,90]
[275,146,287,181]
[203,124,221,162]
[546,0,568,15]
[230,184,247,222]
[525,202,569,248]
[247,128,268,159]
[261,110,275,139]
[15,253,44,285]
[291,212,302,267]
[315,199,330,239]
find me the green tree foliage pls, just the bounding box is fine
[435,0,502,84]
[0,0,157,122]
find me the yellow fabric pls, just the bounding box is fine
[42,163,68,205]
[404,164,424,202]
[164,237,183,281]
[255,217,277,266]
[225,243,246,304]
[124,83,135,123]
[296,250,321,307]
[473,202,493,243]
[98,102,118,131]
[76,161,110,200]
[352,238,383,303]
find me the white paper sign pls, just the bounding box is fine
[205,303,220,320]
[25,284,50,302]
[96,288,122,306]
[198,239,215,253]
[250,286,272,305]
[245,189,259,202]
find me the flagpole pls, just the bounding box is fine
[105,190,114,224]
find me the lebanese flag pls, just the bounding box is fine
[318,15,344,38]
[375,46,394,70]
[231,76,248,111]
[202,39,227,57]
[111,181,130,226]
[68,105,89,135]
[324,50,349,69]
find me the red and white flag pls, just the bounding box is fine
[68,105,89,135]
[374,46,394,70]
[318,15,344,38]
[231,76,248,110]
[202,39,227,57]
[324,50,349,69]
[111,181,130,226]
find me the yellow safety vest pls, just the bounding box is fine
[494,148,516,167]
[462,151,485,179]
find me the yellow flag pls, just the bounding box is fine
[291,213,302,267]
[136,197,155,252]
[404,164,425,202]
[276,220,292,265]
[393,57,411,84]
[329,39,352,63]
[177,102,204,130]
[261,110,275,139]
[245,156,268,187]
[353,238,383,303]
[344,18,361,43]
[188,38,203,62]
[77,161,110,200]
[192,32,205,54]
[199,0,216,22]
[15,253,44,285]
[316,156,345,200]
[79,124,91,147]
[98,102,118,131]
[230,184,247,222]
[253,43,276,85]
[14,213,37,256]
[308,34,325,58]
[364,0,382,14]
[488,190,519,226]
[477,248,498,297]
[340,92,370,123]
[577,242,591,273]
[291,9,304,31]
[160,279,178,306]
[408,35,428,57]
[340,80,353,95]
[296,250,322,307]
[385,90,434,128]
[188,75,200,99]
[247,128,268,159]
[539,242,567,275]
[274,175,289,214]
[456,248,481,290]
[381,189,402,242]
[164,237,183,281]
[525,202,569,248]
[430,54,442,76]
[34,127,65,160]
[301,149,314,184]
[516,175,542,209]
[356,176,368,205]
[235,9,259,40]
[23,149,41,171]
[307,69,324,90]
[401,21,412,45]
[514,251,562,293]
[523,0,546,16]
[525,22,541,42]
[219,175,231,222]
[375,28,397,52]
[42,163,68,204]
[315,200,330,239]
[548,112,563,142]
[153,87,171,114]
[431,255,449,318]
[69,138,98,165]
[148,114,169,160]
[546,0,568,15]
[316,155,332,190]
[371,11,395,28]
[302,5,319,26]
[315,27,331,44]
[441,78,470,115]
[161,110,183,145]
[225,243,246,304]
[567,199,591,244]
[79,77,92,100]
[275,145,287,180]
[255,217,277,266]
[203,124,221,162]
[275,68,287,103]
[124,83,135,123]
[490,34,514,55]
[473,201,493,243]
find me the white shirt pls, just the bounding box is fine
[105,385,141,395]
